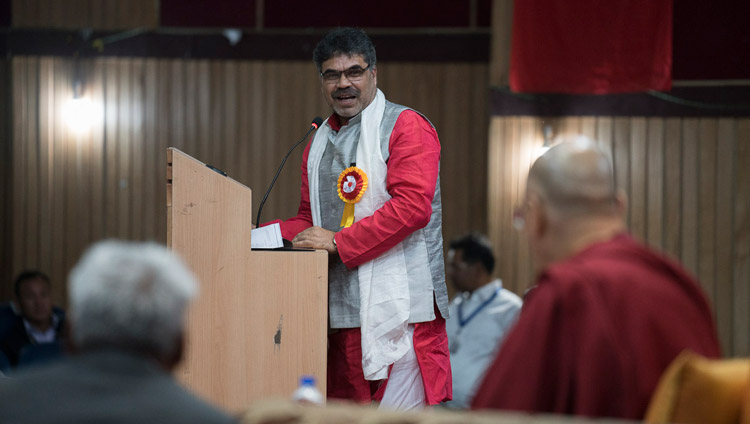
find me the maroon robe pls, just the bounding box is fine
[471,233,721,419]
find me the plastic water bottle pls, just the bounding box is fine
[292,375,324,405]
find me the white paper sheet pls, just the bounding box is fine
[251,223,284,249]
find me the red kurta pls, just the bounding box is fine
[471,234,721,419]
[276,110,440,268]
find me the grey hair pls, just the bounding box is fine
[68,240,198,359]
[313,27,377,73]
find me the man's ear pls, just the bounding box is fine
[527,194,547,240]
[614,189,628,218]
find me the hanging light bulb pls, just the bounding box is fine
[63,97,98,134]
[63,72,100,134]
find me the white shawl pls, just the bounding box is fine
[308,89,411,380]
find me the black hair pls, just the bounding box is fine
[313,27,377,73]
[14,269,51,298]
[449,233,495,274]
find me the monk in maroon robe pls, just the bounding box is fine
[471,137,721,419]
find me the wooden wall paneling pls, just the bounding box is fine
[130,59,145,241]
[103,59,119,240]
[628,117,647,241]
[26,57,41,270]
[66,58,90,277]
[646,118,665,249]
[561,116,581,138]
[182,60,197,160]
[208,61,224,171]
[698,118,718,310]
[275,62,311,221]
[270,61,291,219]
[11,57,28,283]
[580,116,597,140]
[221,62,238,178]
[612,118,631,226]
[116,59,132,239]
[259,62,280,219]
[90,60,106,243]
[663,118,683,258]
[38,58,54,277]
[508,118,522,292]
[440,63,469,242]
[595,117,614,162]
[734,119,750,356]
[54,58,73,303]
[715,118,736,354]
[0,59,10,299]
[516,117,537,290]
[63,58,90,295]
[500,118,516,292]
[155,59,171,243]
[248,61,265,216]
[470,64,489,234]
[681,118,699,277]
[195,60,211,181]
[236,62,252,188]
[155,60,169,244]
[140,59,157,240]
[169,60,186,157]
[487,118,502,277]
[46,58,63,301]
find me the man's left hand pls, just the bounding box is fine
[292,226,337,255]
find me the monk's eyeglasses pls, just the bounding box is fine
[512,203,528,231]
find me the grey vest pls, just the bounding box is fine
[318,101,449,328]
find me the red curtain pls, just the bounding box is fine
[509,0,673,94]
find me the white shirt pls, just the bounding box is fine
[443,279,522,409]
[23,314,59,344]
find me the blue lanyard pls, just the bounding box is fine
[458,286,502,328]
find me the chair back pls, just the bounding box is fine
[645,351,750,424]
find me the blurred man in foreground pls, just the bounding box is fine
[472,137,721,419]
[0,240,235,424]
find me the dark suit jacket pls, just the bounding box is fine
[0,349,236,424]
[0,312,65,367]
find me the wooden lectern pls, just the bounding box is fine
[166,148,328,412]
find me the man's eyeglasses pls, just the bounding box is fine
[320,65,371,84]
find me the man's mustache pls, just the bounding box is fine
[333,88,359,98]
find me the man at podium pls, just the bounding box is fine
[269,27,452,410]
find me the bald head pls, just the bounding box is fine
[528,137,619,217]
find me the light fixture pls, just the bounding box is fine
[63,97,98,134]
[63,63,101,134]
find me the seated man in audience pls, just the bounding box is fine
[442,233,521,409]
[0,240,235,424]
[472,137,721,419]
[0,270,65,368]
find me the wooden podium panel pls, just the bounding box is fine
[167,148,327,412]
[247,250,328,399]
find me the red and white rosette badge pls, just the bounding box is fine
[337,166,368,228]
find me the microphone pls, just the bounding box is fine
[255,117,324,227]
